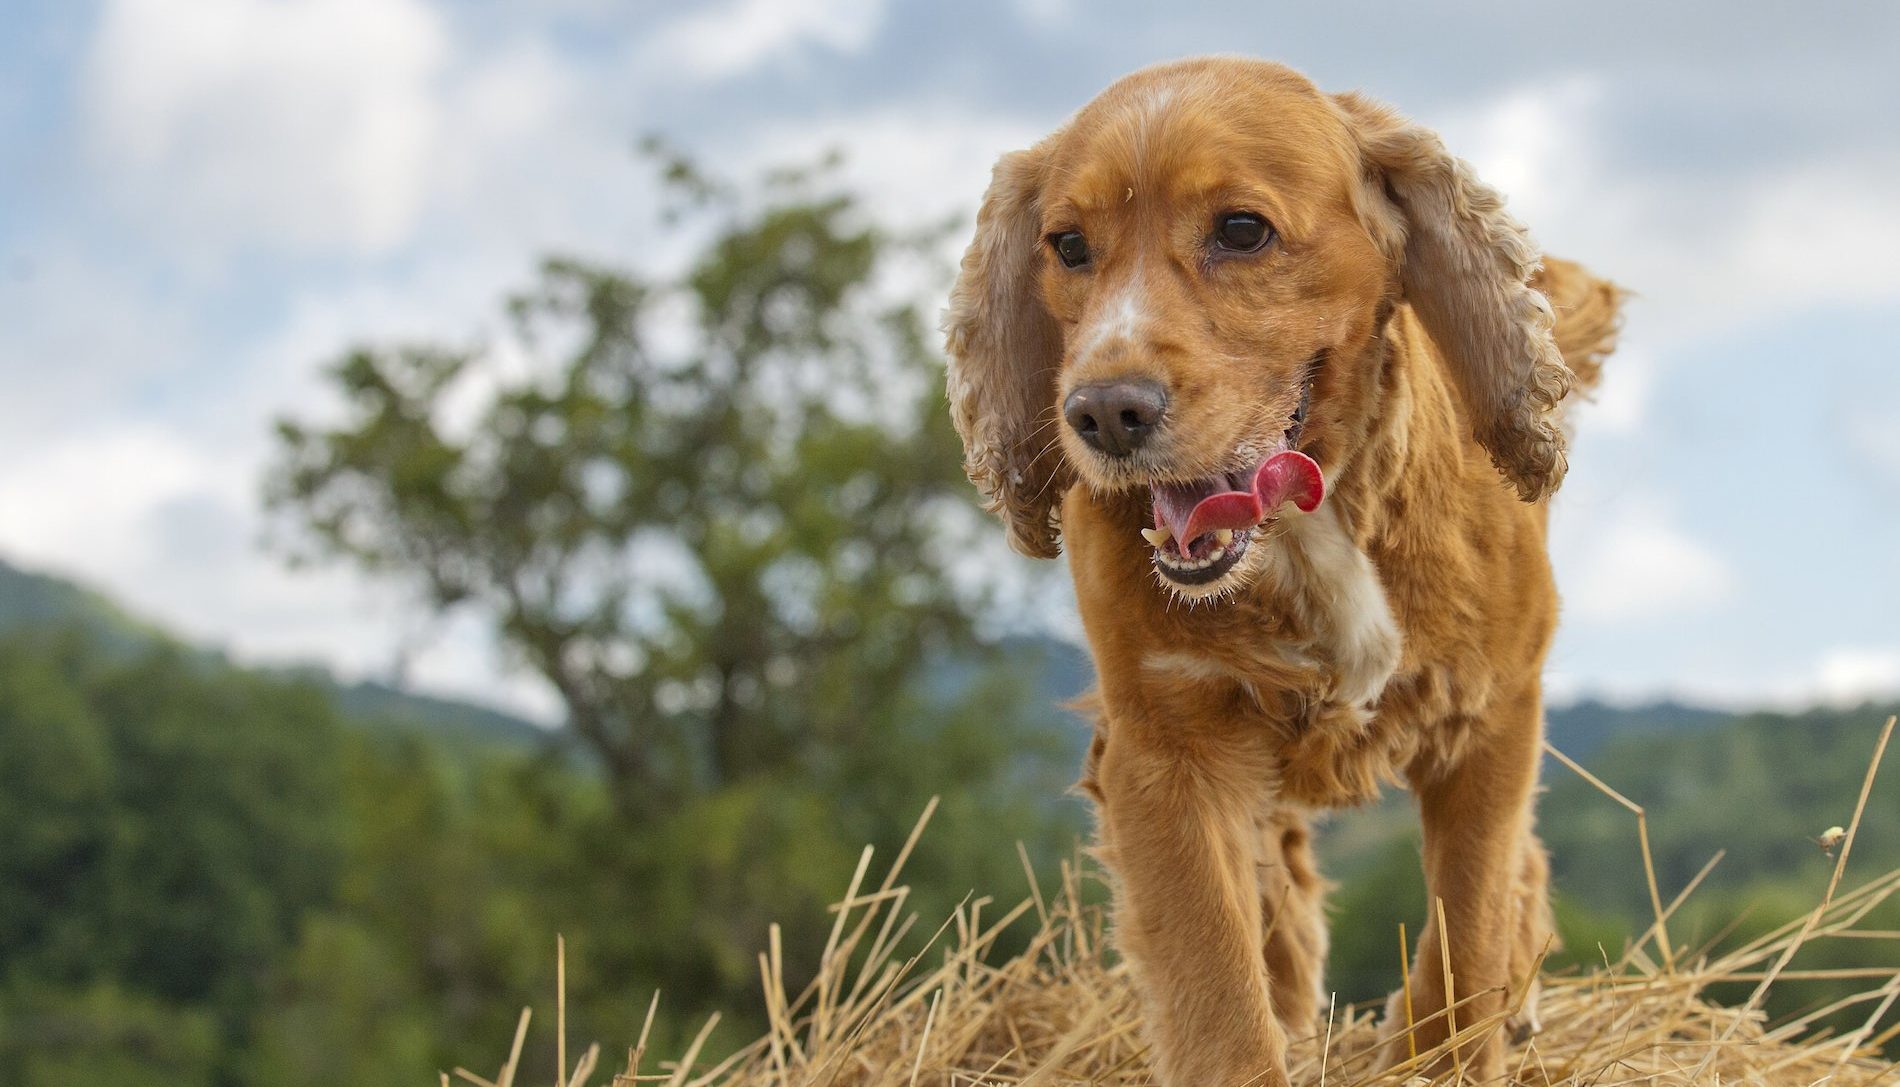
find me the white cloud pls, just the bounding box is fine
[1013,0,1076,29]
[1568,344,1653,435]
[0,424,208,572]
[740,105,1044,294]
[422,41,648,256]
[1807,646,1900,707]
[1646,645,1900,712]
[81,0,447,258]
[0,414,563,723]
[1559,507,1735,622]
[1431,77,1900,343]
[1721,155,1900,312]
[17,5,1898,723]
[644,0,886,81]
[1435,75,1605,229]
[29,7,658,725]
[10,19,614,721]
[746,107,1038,219]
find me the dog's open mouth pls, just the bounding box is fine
[1143,378,1324,587]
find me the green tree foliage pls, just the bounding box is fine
[2,153,1088,1084]
[1544,706,1900,915]
[1322,706,1900,1049]
[264,153,1083,1055]
[0,624,1077,1084]
[0,630,346,1086]
[269,156,986,818]
[1541,707,1900,1041]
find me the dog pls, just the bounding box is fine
[943,57,1621,1086]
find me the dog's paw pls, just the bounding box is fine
[1506,976,1544,1045]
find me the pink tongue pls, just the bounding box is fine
[1151,450,1324,546]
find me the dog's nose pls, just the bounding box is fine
[1064,379,1167,457]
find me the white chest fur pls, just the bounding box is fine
[1261,503,1403,710]
[1139,503,1403,718]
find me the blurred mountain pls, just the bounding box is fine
[0,554,168,652]
[0,555,548,750]
[282,668,550,751]
[5,551,1896,1072]
[1546,696,1731,760]
[0,553,1765,764]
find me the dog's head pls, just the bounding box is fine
[944,57,1571,599]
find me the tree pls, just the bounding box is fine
[0,630,347,1084]
[267,152,1083,1020]
[269,153,998,818]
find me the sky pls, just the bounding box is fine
[2,0,1898,721]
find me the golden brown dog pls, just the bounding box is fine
[944,57,1622,1086]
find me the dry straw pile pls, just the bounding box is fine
[450,718,1898,1087]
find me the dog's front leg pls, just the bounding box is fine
[1096,711,1290,1087]
[1387,682,1546,1080]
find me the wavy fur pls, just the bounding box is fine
[942,57,1623,1087]
[943,147,1071,558]
[1333,91,1578,502]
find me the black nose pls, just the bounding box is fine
[1063,379,1167,457]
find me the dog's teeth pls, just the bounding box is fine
[1214,529,1233,547]
[1140,527,1171,548]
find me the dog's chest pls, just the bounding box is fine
[1257,505,1404,709]
[1140,506,1417,805]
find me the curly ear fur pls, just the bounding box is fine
[1334,91,1575,502]
[943,146,1072,557]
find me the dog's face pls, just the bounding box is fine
[1034,66,1388,597]
[945,58,1572,599]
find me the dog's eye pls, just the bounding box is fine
[1214,212,1273,253]
[1049,231,1091,268]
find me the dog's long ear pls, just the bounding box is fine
[943,146,1071,557]
[1334,91,1574,502]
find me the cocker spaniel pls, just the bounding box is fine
[944,57,1621,1086]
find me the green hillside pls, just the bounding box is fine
[1323,705,1900,1039]
[0,557,548,751]
[1,554,1895,1080]
[0,555,1760,769]
[1546,696,1731,759]
[0,557,167,651]
[0,561,1086,1085]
